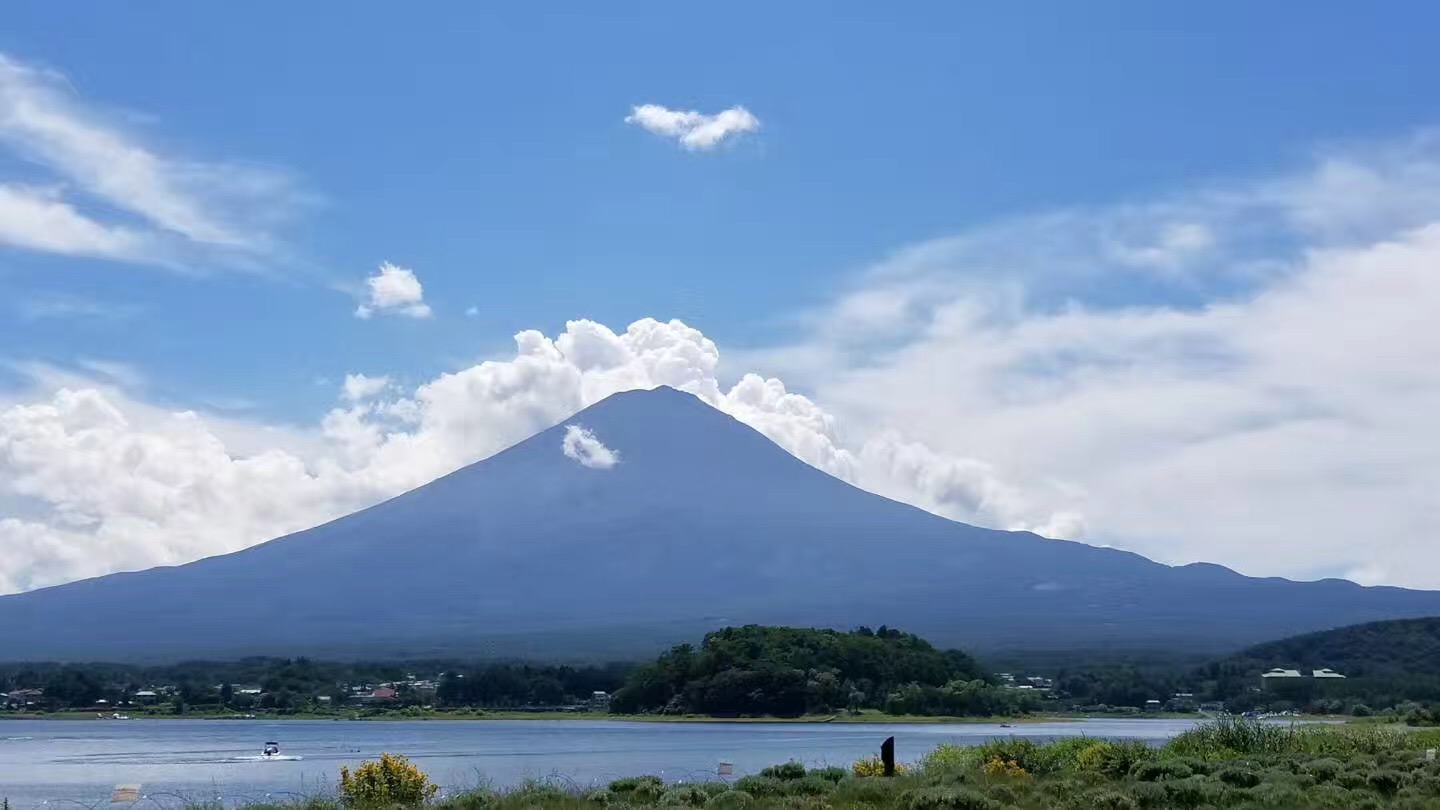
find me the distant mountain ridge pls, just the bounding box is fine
[2,385,1439,662]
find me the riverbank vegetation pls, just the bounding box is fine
[158,719,1440,810]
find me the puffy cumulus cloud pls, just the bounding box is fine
[756,131,1440,587]
[0,388,384,594]
[625,104,760,151]
[342,373,390,402]
[355,262,432,319]
[0,52,305,267]
[562,425,619,469]
[0,317,1069,594]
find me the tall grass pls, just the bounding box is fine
[1163,715,1438,759]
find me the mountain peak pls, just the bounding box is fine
[4,381,1440,662]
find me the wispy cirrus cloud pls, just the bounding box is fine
[625,104,760,151]
[741,128,1440,588]
[15,291,144,322]
[0,52,308,269]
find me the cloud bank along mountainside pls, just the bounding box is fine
[0,318,1079,594]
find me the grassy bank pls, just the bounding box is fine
[157,718,1440,810]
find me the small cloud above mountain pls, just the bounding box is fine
[562,424,619,469]
[625,104,759,151]
[355,262,431,319]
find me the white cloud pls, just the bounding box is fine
[341,373,390,402]
[562,425,619,469]
[750,131,1440,588]
[0,184,150,260]
[625,104,760,151]
[8,130,1440,595]
[0,52,304,267]
[465,306,479,318]
[0,317,1060,595]
[355,262,432,319]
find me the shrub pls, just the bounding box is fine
[979,757,1027,779]
[1124,782,1167,809]
[1367,767,1409,796]
[852,756,910,777]
[703,791,752,810]
[1034,738,1101,775]
[973,739,1041,773]
[760,762,807,781]
[1074,741,1154,778]
[832,776,898,805]
[338,753,439,806]
[901,787,999,810]
[793,777,837,797]
[504,781,572,806]
[660,786,711,807]
[920,744,976,774]
[441,791,494,810]
[1248,782,1304,807]
[1160,775,1223,808]
[1129,760,1191,782]
[1073,789,1138,810]
[1213,765,1262,788]
[583,789,616,805]
[980,784,1018,806]
[1337,768,1371,790]
[811,767,847,784]
[732,777,788,798]
[1302,757,1343,782]
[611,776,666,801]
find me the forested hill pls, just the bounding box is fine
[1208,617,1440,677]
[609,625,1028,717]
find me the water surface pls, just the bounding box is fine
[0,718,1202,808]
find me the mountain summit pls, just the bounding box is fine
[2,386,1438,661]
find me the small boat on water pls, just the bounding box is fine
[235,741,301,762]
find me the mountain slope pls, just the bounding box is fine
[2,386,1439,662]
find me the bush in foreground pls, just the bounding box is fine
[339,753,439,806]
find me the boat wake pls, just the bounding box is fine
[234,754,304,761]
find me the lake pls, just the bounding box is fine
[0,718,1203,808]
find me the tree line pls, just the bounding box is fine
[0,657,632,713]
[608,624,1034,717]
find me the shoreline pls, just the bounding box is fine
[0,709,1197,724]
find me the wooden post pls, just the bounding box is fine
[881,736,895,777]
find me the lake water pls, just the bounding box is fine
[0,718,1202,809]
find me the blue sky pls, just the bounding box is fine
[4,3,1440,592]
[5,2,1438,417]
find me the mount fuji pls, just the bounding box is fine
[1,386,1437,662]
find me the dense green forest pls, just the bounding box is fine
[1193,617,1440,716]
[609,624,1038,717]
[1044,617,1440,718]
